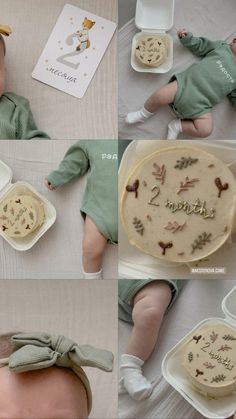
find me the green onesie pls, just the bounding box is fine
[118,279,185,324]
[170,33,236,119]
[47,140,118,244]
[0,92,49,139]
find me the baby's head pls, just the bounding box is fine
[230,38,236,56]
[0,35,5,56]
[0,332,113,419]
[0,25,12,57]
[0,25,12,97]
[0,333,88,419]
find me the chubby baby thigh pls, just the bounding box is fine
[133,280,172,307]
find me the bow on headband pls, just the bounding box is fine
[0,25,12,55]
[0,25,12,37]
[1,332,114,414]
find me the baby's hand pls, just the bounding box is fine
[177,29,188,39]
[45,179,56,191]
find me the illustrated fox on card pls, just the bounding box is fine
[76,17,96,51]
[57,17,96,69]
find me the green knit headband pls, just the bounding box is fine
[0,332,114,414]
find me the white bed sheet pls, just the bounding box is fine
[118,0,236,140]
[0,140,118,279]
[1,0,117,139]
[118,279,236,419]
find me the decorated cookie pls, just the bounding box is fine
[0,194,45,238]
[120,146,236,263]
[135,35,167,67]
[182,324,236,398]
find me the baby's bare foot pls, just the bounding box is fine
[45,179,56,190]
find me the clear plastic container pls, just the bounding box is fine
[162,286,236,419]
[131,0,175,73]
[0,160,56,251]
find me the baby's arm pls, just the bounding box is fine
[46,141,89,190]
[14,96,50,139]
[178,29,222,57]
[227,89,236,110]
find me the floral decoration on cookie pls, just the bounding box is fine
[121,146,236,263]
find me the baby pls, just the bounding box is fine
[126,30,236,139]
[0,331,113,419]
[45,140,118,279]
[0,26,49,139]
[119,279,184,400]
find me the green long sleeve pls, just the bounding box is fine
[180,32,222,57]
[171,36,236,119]
[46,140,118,243]
[0,92,50,139]
[14,97,50,139]
[47,142,90,188]
[227,89,236,110]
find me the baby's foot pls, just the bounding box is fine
[120,354,153,400]
[118,377,127,395]
[83,269,103,280]
[167,118,182,139]
[45,179,56,190]
[125,107,154,124]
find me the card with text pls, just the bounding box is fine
[32,4,117,98]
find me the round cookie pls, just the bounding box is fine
[182,323,236,398]
[0,194,45,238]
[120,146,236,263]
[135,35,167,67]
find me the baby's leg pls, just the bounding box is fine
[82,215,107,279]
[120,281,172,400]
[181,113,213,138]
[126,81,178,124]
[167,112,213,139]
[127,281,172,359]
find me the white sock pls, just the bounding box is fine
[119,354,152,400]
[82,269,102,279]
[125,107,154,124]
[167,118,183,139]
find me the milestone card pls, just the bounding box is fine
[32,4,117,98]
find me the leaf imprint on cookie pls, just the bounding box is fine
[132,217,144,236]
[177,177,199,195]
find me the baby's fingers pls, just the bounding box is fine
[45,179,55,190]
[177,29,188,38]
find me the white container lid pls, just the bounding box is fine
[161,286,236,419]
[0,160,12,193]
[135,0,175,32]
[222,286,236,326]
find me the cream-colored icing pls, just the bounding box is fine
[0,194,45,238]
[120,146,236,263]
[135,35,167,67]
[182,323,236,398]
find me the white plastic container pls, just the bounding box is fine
[0,160,56,251]
[162,286,236,419]
[131,0,175,73]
